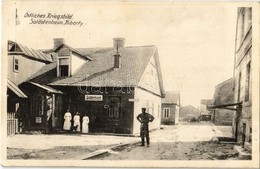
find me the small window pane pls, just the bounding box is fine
[14,58,19,72]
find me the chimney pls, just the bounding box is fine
[113,38,125,49]
[53,38,65,49]
[114,53,121,69]
[113,38,125,69]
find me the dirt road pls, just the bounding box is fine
[91,122,239,160]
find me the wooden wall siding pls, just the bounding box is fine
[8,54,46,85]
[7,112,19,136]
[20,83,57,131]
[54,86,135,134]
[58,47,71,56]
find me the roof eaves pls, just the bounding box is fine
[54,43,93,61]
[7,78,28,98]
[136,46,158,91]
[29,82,63,94]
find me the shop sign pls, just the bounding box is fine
[35,117,42,123]
[85,95,103,101]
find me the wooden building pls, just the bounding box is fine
[25,38,165,135]
[7,41,53,134]
[161,91,180,125]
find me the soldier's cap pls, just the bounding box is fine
[142,108,146,110]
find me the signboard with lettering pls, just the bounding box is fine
[85,95,103,101]
[35,117,42,123]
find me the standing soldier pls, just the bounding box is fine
[136,108,154,147]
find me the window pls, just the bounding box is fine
[13,58,19,72]
[245,61,251,101]
[163,108,170,118]
[58,58,70,76]
[108,97,121,119]
[37,96,44,116]
[237,72,242,102]
[60,65,69,76]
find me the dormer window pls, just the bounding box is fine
[60,65,69,76]
[13,58,19,72]
[58,57,70,77]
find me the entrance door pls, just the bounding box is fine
[30,95,46,130]
[106,96,121,133]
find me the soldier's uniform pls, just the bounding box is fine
[136,108,154,147]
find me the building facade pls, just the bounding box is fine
[234,7,252,147]
[7,41,53,133]
[161,91,180,125]
[212,78,236,126]
[20,38,165,135]
[199,99,212,121]
[179,105,200,122]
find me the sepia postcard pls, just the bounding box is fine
[1,0,259,168]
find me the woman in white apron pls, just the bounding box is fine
[63,110,72,131]
[82,113,89,133]
[73,112,81,132]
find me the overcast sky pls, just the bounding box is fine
[4,1,239,107]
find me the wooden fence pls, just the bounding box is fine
[7,112,19,136]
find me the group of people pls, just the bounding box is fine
[61,108,155,147]
[63,110,90,133]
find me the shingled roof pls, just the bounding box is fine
[8,40,52,63]
[200,99,213,105]
[28,45,164,96]
[162,91,180,105]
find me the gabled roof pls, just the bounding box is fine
[51,46,156,86]
[162,91,180,104]
[8,40,52,63]
[180,105,200,114]
[213,78,234,105]
[29,45,164,96]
[54,44,93,61]
[7,78,27,98]
[200,99,212,105]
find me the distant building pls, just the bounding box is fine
[179,105,200,122]
[212,78,236,126]
[200,99,212,121]
[15,38,165,135]
[234,7,252,149]
[161,91,180,125]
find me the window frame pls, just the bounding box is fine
[163,108,170,118]
[13,57,19,72]
[245,61,251,102]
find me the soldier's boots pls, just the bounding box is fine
[141,138,145,146]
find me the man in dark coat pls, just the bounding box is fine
[136,108,154,147]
